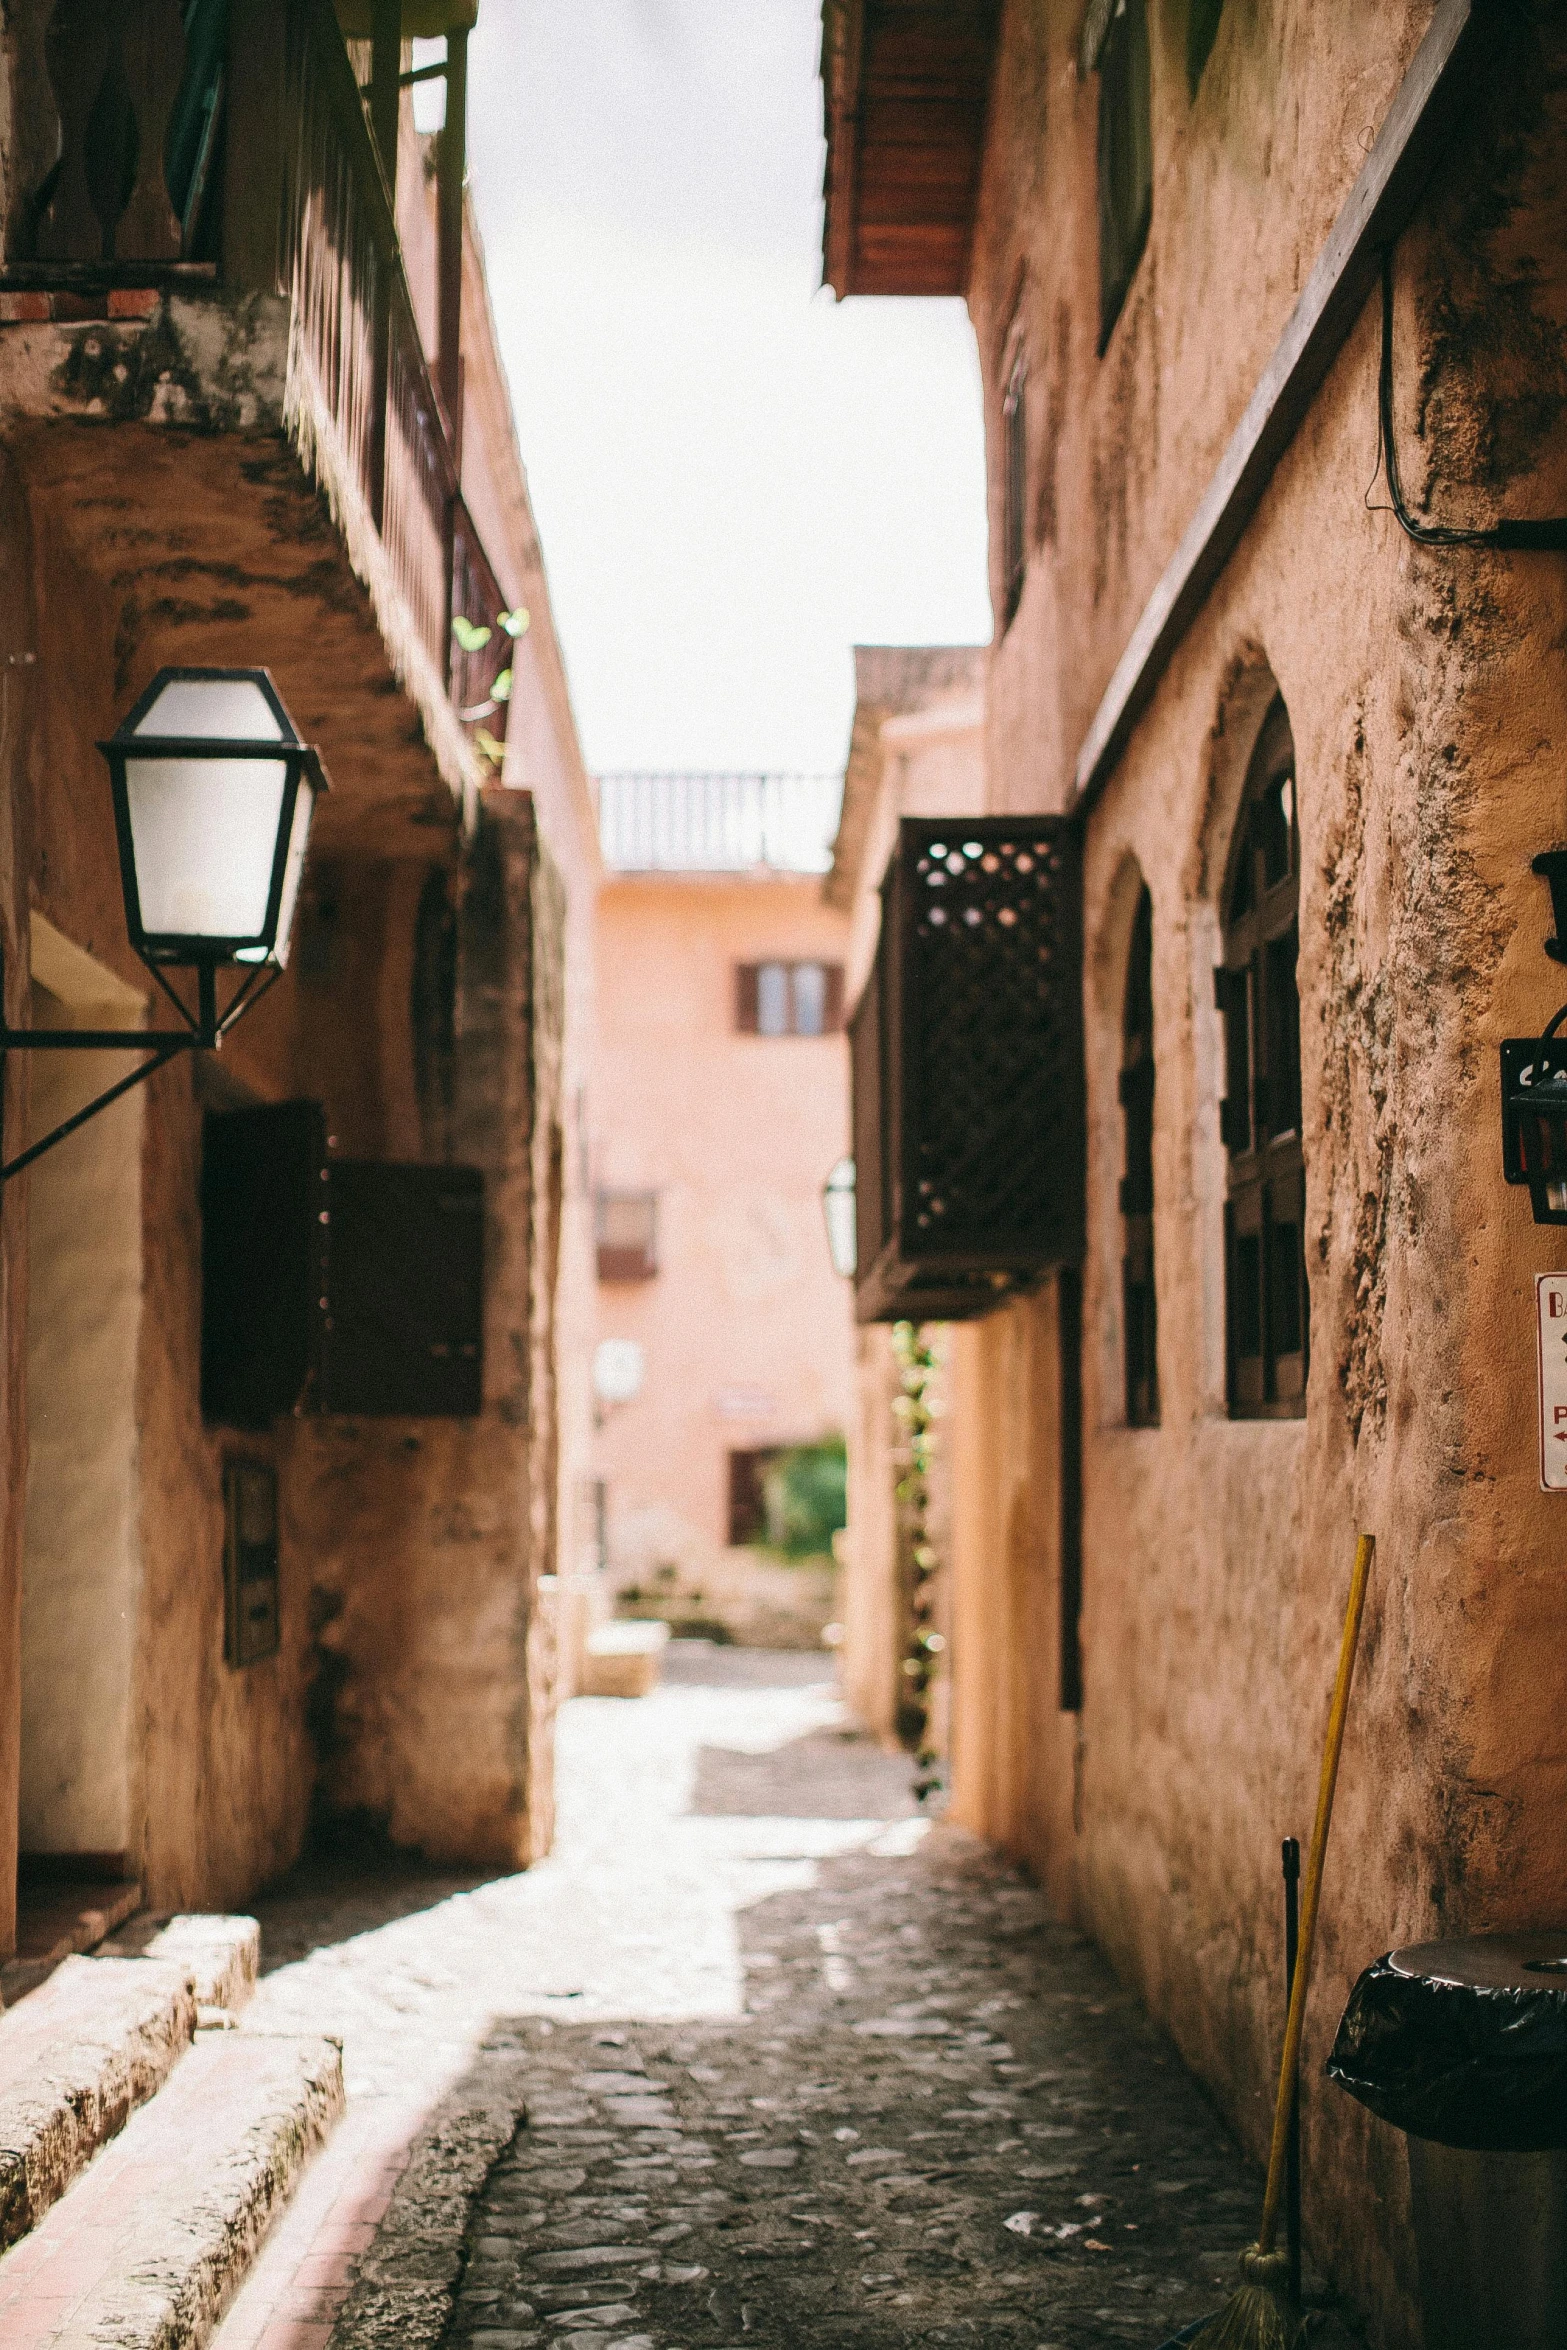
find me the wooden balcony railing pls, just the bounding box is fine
[8,0,511,764]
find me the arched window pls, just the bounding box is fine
[1217,698,1307,1418]
[1120,883,1158,1426]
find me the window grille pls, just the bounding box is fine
[1120,882,1159,1425]
[1217,698,1308,1418]
[596,1189,659,1282]
[1094,0,1152,350]
[735,961,845,1037]
[1002,346,1027,629]
[849,817,1085,1323]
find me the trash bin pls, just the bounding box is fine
[1327,1934,1567,2350]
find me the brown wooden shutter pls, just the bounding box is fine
[735,963,760,1032]
[320,1163,484,1417]
[202,1101,327,1429]
[823,964,845,1032]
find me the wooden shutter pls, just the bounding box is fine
[823,964,845,1033]
[319,1162,484,1417]
[735,963,760,1032]
[202,1101,327,1429]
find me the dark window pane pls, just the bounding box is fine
[1236,1227,1263,1359]
[1265,925,1302,1135]
[1271,1214,1302,1357]
[1256,774,1291,889]
[1097,0,1152,347]
[1218,966,1251,1153]
[1188,0,1224,93]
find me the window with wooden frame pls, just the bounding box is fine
[1092,0,1153,351]
[735,961,845,1038]
[1002,343,1027,629]
[727,1447,779,1546]
[1216,698,1308,1419]
[1119,883,1158,1426]
[596,1189,658,1283]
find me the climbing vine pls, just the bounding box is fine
[891,1320,945,1803]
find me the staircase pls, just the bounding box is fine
[0,1915,343,2348]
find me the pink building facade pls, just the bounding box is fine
[590,775,855,1650]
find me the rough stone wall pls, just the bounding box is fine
[0,445,39,1953]
[297,792,563,1869]
[950,2,1567,2338]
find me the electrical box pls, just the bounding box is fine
[850,816,1085,1324]
[223,1459,280,1668]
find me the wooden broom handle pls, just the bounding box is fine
[1257,1532,1376,2255]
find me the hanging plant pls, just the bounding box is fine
[891,1320,946,1803]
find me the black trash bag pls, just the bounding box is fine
[1326,1936,1567,2152]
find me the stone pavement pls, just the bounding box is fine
[213,1647,1365,2350]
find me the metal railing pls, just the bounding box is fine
[596,774,844,875]
[11,0,511,760]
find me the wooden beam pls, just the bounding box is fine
[1072,0,1478,810]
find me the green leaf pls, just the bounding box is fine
[499,607,531,638]
[491,667,513,703]
[452,615,492,652]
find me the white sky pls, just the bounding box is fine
[465,0,992,776]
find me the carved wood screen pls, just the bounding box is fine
[850,816,1085,1324]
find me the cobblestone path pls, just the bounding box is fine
[214,1649,1362,2350]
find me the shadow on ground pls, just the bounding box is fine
[324,1825,1367,2350]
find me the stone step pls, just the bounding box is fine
[104,1914,260,2026]
[0,2032,345,2348]
[0,1954,197,2249]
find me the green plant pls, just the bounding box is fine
[892,1322,946,1803]
[760,1436,847,1559]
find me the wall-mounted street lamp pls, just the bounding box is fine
[822,1155,857,1279]
[1502,851,1567,1225]
[0,668,327,1183]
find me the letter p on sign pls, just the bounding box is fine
[1537,1275,1567,1491]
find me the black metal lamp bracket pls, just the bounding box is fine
[1534,851,1567,965]
[0,950,278,1183]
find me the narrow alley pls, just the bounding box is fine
[201,1651,1362,2350]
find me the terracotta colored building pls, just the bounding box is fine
[590,772,854,1650]
[0,0,597,1951]
[824,1,1567,2338]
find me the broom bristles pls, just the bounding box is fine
[1190,2246,1304,2350]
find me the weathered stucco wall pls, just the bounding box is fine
[945,3,1567,2338]
[296,792,565,1869]
[21,961,146,1858]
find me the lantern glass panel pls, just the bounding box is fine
[264,773,315,967]
[126,675,292,950]
[125,753,289,945]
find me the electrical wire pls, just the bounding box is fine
[1375,246,1567,552]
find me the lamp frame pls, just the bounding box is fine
[0,667,327,1184]
[102,666,326,970]
[1502,999,1567,1227]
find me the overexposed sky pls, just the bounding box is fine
[465,0,991,775]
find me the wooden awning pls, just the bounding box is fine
[820,0,1001,299]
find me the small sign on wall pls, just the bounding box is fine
[1538,1274,1567,1492]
